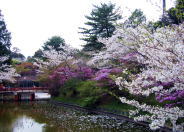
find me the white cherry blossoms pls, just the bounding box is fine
[34,44,77,71]
[87,28,130,68]
[0,56,19,82]
[113,23,184,131]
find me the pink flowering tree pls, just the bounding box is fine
[101,23,184,131]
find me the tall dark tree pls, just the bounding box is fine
[26,56,35,63]
[154,0,184,28]
[167,0,184,24]
[33,49,43,59]
[42,36,65,51]
[0,10,11,59]
[79,3,121,51]
[31,49,45,62]
[124,9,146,28]
[163,0,166,16]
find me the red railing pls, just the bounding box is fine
[0,87,49,92]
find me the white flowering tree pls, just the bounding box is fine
[98,23,184,131]
[0,56,19,82]
[86,23,153,68]
[87,28,131,68]
[34,44,78,71]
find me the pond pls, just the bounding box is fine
[0,102,151,132]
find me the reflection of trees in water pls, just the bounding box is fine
[0,102,61,132]
[12,116,25,131]
[0,102,150,132]
[0,107,21,132]
[12,116,45,132]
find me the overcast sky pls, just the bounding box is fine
[0,0,175,57]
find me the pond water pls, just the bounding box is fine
[0,102,151,132]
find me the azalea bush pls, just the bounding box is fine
[93,68,122,89]
[47,65,94,96]
[49,65,94,85]
[156,89,184,109]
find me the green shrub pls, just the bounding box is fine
[81,96,99,107]
[76,80,103,97]
[60,78,82,97]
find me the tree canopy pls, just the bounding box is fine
[79,3,122,51]
[167,0,184,24]
[124,9,146,28]
[153,0,184,28]
[0,10,11,61]
[11,47,25,61]
[42,36,65,51]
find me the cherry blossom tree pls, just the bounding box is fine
[0,56,19,82]
[114,23,184,131]
[87,28,130,68]
[34,44,78,71]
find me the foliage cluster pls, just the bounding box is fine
[79,3,121,51]
[15,62,38,76]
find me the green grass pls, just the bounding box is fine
[97,100,135,112]
[53,96,84,106]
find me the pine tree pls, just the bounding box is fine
[124,9,146,28]
[0,10,11,58]
[154,0,184,28]
[167,0,184,24]
[79,3,121,51]
[42,36,65,51]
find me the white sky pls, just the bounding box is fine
[0,0,175,57]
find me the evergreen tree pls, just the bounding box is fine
[26,56,35,63]
[153,0,184,28]
[124,9,146,28]
[79,3,121,51]
[167,0,184,24]
[33,49,43,58]
[42,36,65,51]
[0,10,11,59]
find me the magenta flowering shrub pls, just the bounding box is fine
[120,52,138,63]
[49,66,94,86]
[49,67,74,85]
[47,65,94,96]
[93,68,122,87]
[77,66,94,79]
[156,90,184,108]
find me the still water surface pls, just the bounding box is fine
[0,102,151,132]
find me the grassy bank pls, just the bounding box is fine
[53,96,135,116]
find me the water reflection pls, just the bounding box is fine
[13,116,45,132]
[0,102,151,132]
